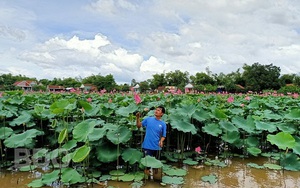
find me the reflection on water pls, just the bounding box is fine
[1,157,300,188]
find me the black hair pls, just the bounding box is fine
[157,106,165,114]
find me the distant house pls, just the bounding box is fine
[14,80,37,91]
[47,85,65,92]
[80,84,97,92]
[133,84,140,93]
[184,83,194,93]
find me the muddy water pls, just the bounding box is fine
[1,157,300,188]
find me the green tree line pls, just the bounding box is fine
[1,62,300,93]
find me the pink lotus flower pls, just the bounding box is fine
[108,98,112,103]
[87,97,92,102]
[134,92,142,104]
[293,93,299,99]
[245,96,251,100]
[227,96,234,103]
[195,146,201,154]
[240,103,245,107]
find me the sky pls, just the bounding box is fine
[1,0,300,84]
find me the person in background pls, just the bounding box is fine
[136,106,167,175]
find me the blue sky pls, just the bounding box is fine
[1,0,300,84]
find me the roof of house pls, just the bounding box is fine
[185,83,193,88]
[14,80,37,87]
[47,85,65,89]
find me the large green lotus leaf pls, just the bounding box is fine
[118,174,135,182]
[109,169,125,176]
[61,168,85,184]
[221,131,240,144]
[219,121,238,132]
[49,99,69,114]
[192,109,211,122]
[255,121,277,133]
[176,104,197,117]
[263,111,282,120]
[183,158,198,165]
[248,101,259,109]
[292,137,300,155]
[121,148,143,165]
[164,168,187,176]
[0,109,14,118]
[0,127,13,139]
[73,119,97,142]
[202,123,222,137]
[140,156,163,168]
[88,127,106,141]
[4,129,44,148]
[72,145,91,163]
[280,153,300,171]
[263,163,282,170]
[247,147,261,156]
[9,111,32,126]
[162,176,184,185]
[78,100,92,111]
[19,165,37,171]
[284,109,300,120]
[27,179,44,188]
[62,140,77,150]
[32,148,48,159]
[213,109,227,120]
[245,137,259,147]
[96,143,119,163]
[247,163,264,169]
[230,108,244,115]
[267,132,296,150]
[115,103,138,117]
[106,126,132,144]
[99,105,114,117]
[231,115,256,134]
[42,170,60,184]
[201,174,217,184]
[276,123,297,134]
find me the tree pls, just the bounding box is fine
[139,81,150,93]
[190,72,215,85]
[165,70,189,90]
[82,74,117,92]
[279,74,296,86]
[242,63,281,92]
[149,73,167,90]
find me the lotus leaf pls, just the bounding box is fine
[61,168,85,184]
[276,123,297,134]
[4,129,43,148]
[245,137,259,147]
[183,158,198,165]
[73,119,97,142]
[140,156,163,168]
[263,163,282,170]
[213,109,227,120]
[118,174,135,182]
[255,121,277,133]
[231,115,256,134]
[202,123,222,137]
[162,176,184,185]
[201,174,217,184]
[247,147,261,156]
[99,105,114,117]
[96,143,119,163]
[121,148,143,165]
[0,127,13,139]
[109,169,125,176]
[284,109,300,120]
[267,132,295,150]
[19,165,37,171]
[280,153,300,171]
[32,148,48,159]
[72,145,91,163]
[221,131,240,144]
[9,111,31,126]
[42,170,60,184]
[115,103,138,117]
[99,175,111,181]
[27,179,44,188]
[247,163,264,169]
[62,140,77,150]
[164,168,187,176]
[219,121,238,132]
[263,111,282,120]
[106,126,132,144]
[88,127,106,141]
[192,109,211,122]
[58,128,68,144]
[169,118,197,134]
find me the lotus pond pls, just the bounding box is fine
[0,91,300,187]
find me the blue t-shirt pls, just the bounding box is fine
[141,117,167,150]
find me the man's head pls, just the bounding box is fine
[155,106,165,118]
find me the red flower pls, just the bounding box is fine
[195,146,202,154]
[134,92,141,104]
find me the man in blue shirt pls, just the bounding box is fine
[136,106,167,175]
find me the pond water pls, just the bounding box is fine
[1,157,300,188]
